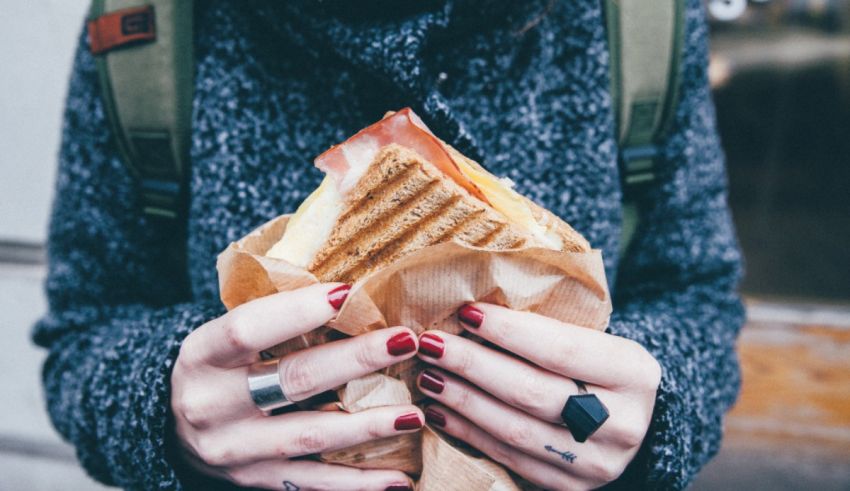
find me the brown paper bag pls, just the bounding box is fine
[419,427,523,491]
[217,214,611,489]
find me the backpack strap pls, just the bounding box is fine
[605,0,685,253]
[88,0,194,220]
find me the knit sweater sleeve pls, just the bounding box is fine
[31,30,225,489]
[607,2,745,489]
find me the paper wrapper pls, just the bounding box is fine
[217,214,612,489]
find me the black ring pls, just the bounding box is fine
[561,389,610,443]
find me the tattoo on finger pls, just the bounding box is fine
[283,480,300,490]
[545,444,577,463]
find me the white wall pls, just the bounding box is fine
[0,2,110,489]
[0,0,91,243]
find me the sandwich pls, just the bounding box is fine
[265,108,589,284]
[235,108,607,480]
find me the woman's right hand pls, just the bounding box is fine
[171,283,420,491]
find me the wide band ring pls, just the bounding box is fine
[247,358,294,412]
[561,383,610,443]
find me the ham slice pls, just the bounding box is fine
[315,108,489,203]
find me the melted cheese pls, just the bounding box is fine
[454,158,562,250]
[265,176,342,267]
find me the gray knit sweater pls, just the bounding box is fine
[33,1,744,489]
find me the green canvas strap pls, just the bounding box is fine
[89,0,194,220]
[605,0,685,254]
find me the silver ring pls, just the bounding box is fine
[247,358,294,412]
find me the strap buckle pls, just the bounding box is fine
[140,178,181,219]
[619,144,658,199]
[130,132,185,220]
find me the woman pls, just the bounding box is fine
[34,1,744,489]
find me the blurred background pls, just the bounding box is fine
[0,1,848,489]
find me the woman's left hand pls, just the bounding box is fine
[416,303,661,491]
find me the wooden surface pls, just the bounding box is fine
[726,299,850,455]
[692,298,850,490]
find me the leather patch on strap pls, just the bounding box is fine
[88,5,156,55]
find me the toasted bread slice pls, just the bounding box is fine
[297,144,587,283]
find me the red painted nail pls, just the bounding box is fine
[425,407,446,427]
[394,412,423,431]
[387,332,417,356]
[385,484,413,491]
[418,332,445,358]
[420,369,445,394]
[327,284,351,310]
[458,304,484,328]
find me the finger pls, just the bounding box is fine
[417,330,580,423]
[197,405,424,466]
[278,326,419,402]
[456,303,661,388]
[424,405,584,491]
[172,365,266,431]
[176,327,419,429]
[226,459,413,491]
[191,283,349,367]
[417,368,611,473]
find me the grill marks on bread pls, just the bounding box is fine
[309,145,526,283]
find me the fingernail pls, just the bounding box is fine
[425,407,446,427]
[385,484,413,491]
[394,412,423,431]
[327,284,351,310]
[387,332,417,356]
[458,304,484,328]
[418,332,445,358]
[419,369,445,394]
